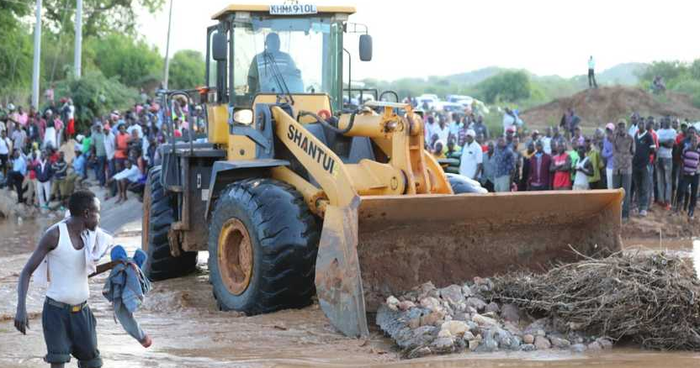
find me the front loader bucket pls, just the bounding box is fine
[315,189,624,337]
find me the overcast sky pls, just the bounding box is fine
[138,0,700,81]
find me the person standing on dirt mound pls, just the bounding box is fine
[588,56,598,88]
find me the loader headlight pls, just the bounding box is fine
[233,109,254,125]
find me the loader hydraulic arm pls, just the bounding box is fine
[270,106,359,208]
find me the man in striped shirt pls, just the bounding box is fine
[674,134,700,219]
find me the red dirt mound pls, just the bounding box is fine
[521,86,700,130]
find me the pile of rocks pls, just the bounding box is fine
[376,279,613,358]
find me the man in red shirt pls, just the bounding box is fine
[114,124,129,173]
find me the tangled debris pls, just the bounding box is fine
[376,252,700,358]
[492,251,700,351]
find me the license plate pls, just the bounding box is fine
[269,4,318,15]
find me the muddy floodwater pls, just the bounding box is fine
[1,218,699,367]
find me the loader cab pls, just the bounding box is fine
[206,4,361,116]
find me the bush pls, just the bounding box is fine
[475,71,531,104]
[54,71,138,131]
[168,50,205,90]
[89,33,163,88]
[672,80,700,109]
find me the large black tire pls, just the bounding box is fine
[142,166,198,281]
[208,178,320,314]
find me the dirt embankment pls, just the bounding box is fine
[622,206,698,240]
[521,86,700,130]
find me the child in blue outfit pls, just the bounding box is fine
[102,245,152,347]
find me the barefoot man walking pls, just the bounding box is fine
[15,190,108,368]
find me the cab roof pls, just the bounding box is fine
[212,4,356,20]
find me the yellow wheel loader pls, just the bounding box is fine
[141,4,624,337]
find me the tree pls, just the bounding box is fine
[43,0,165,37]
[89,33,163,88]
[639,61,688,84]
[476,71,531,104]
[0,2,33,99]
[54,71,138,130]
[168,50,205,90]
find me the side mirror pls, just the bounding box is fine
[212,32,227,61]
[359,34,372,62]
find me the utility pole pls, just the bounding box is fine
[31,0,43,108]
[74,0,83,78]
[162,0,174,90]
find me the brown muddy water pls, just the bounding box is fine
[0,219,699,367]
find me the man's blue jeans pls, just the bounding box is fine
[94,155,107,186]
[613,173,632,219]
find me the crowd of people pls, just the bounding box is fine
[0,95,204,209]
[425,107,700,221]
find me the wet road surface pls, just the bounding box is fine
[0,216,699,367]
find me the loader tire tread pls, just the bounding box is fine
[142,166,198,281]
[208,178,320,315]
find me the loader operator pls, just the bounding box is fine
[247,32,303,95]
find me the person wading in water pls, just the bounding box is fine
[15,190,106,368]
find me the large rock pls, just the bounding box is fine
[534,336,551,350]
[472,277,494,292]
[502,321,523,336]
[524,318,550,335]
[485,302,500,314]
[587,341,603,351]
[398,300,416,311]
[439,285,464,305]
[492,327,520,350]
[462,284,474,297]
[550,336,571,349]
[472,313,499,328]
[466,297,487,311]
[419,297,441,311]
[441,321,469,337]
[596,337,613,350]
[476,333,498,352]
[415,282,438,299]
[420,311,445,327]
[386,296,400,311]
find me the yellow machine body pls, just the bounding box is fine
[190,5,624,339]
[229,98,624,337]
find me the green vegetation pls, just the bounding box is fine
[639,60,700,107]
[168,50,206,90]
[54,71,139,132]
[0,0,205,127]
[360,64,649,111]
[89,33,163,87]
[362,69,588,112]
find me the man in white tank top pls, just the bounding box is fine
[14,190,104,368]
